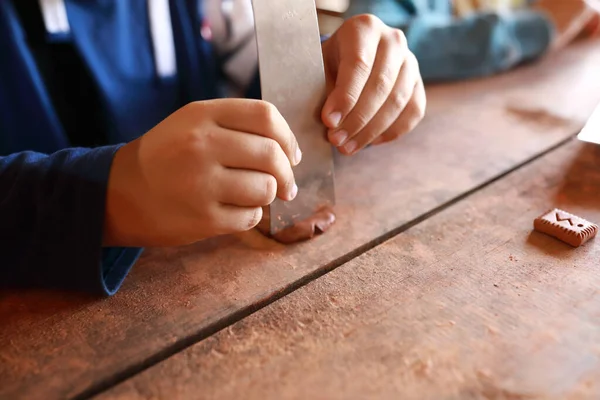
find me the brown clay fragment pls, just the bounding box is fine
[533,208,598,247]
[271,207,336,244]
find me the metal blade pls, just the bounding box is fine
[252,0,336,235]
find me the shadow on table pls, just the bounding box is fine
[553,142,600,212]
[0,289,97,326]
[525,230,576,257]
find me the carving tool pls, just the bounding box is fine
[251,0,336,235]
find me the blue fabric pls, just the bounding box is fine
[0,2,68,155]
[0,145,142,295]
[346,0,555,81]
[65,0,218,143]
[0,0,219,295]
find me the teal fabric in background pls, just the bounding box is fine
[345,0,555,81]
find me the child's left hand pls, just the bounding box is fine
[321,14,426,155]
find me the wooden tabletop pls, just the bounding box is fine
[2,39,600,400]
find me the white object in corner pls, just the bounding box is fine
[38,0,70,34]
[147,0,178,78]
[40,0,177,78]
[578,104,600,145]
[585,0,600,13]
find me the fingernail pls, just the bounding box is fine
[330,130,348,146]
[295,147,303,165]
[329,112,342,128]
[342,140,357,154]
[289,183,298,200]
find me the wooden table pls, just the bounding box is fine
[2,39,600,400]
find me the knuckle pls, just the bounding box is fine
[388,29,406,46]
[283,173,295,192]
[352,52,372,78]
[256,101,278,125]
[354,14,380,30]
[262,138,281,166]
[350,110,371,130]
[203,126,219,143]
[264,176,277,205]
[186,130,211,157]
[390,90,410,111]
[374,71,395,97]
[280,132,295,157]
[340,91,361,112]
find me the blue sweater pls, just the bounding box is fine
[0,0,227,295]
[0,0,554,295]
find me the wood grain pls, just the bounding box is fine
[100,139,600,400]
[1,40,599,400]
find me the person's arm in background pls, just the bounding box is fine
[0,147,142,295]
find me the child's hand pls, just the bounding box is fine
[104,99,301,247]
[321,14,426,155]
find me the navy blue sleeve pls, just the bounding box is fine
[0,145,142,295]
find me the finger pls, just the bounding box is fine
[214,204,264,234]
[216,169,277,207]
[215,129,297,201]
[339,53,420,154]
[208,99,302,166]
[372,79,426,146]
[321,15,382,131]
[328,29,407,148]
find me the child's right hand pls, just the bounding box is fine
[103,99,302,247]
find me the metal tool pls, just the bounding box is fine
[251,0,336,235]
[578,103,600,145]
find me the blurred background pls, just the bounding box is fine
[314,0,600,81]
[316,0,600,39]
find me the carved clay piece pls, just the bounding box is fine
[533,208,598,247]
[270,207,336,244]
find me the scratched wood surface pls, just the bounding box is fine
[1,40,599,400]
[101,139,600,400]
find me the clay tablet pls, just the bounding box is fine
[533,208,598,247]
[271,207,336,244]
